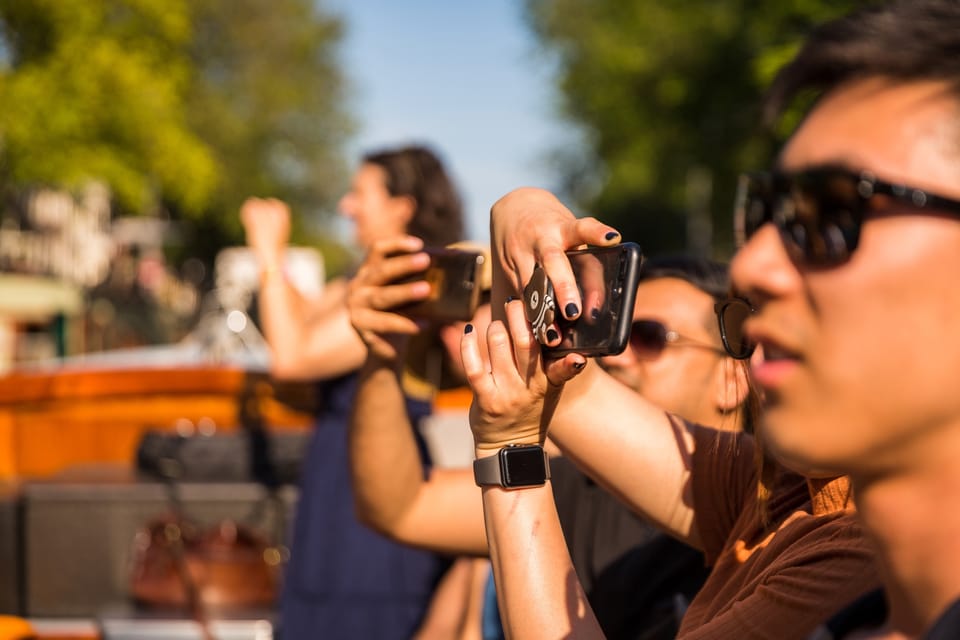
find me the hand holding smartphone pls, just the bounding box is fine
[523,242,643,357]
[390,247,487,323]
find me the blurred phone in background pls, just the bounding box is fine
[392,247,486,323]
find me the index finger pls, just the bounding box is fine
[367,235,424,261]
[538,217,622,321]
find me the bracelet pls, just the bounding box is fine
[261,263,284,283]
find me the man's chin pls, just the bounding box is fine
[763,416,846,478]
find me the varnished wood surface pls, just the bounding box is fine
[0,366,317,479]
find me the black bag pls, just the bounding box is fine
[136,429,309,486]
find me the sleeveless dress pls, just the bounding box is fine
[279,373,450,639]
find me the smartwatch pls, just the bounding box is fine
[473,444,550,489]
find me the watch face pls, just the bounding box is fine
[501,446,547,487]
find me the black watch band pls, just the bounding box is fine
[473,444,550,488]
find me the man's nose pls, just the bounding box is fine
[730,223,800,306]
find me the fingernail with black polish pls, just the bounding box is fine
[506,296,515,303]
[546,328,559,342]
[464,324,474,334]
[573,361,586,370]
[565,303,579,318]
[605,231,620,241]
[591,308,600,320]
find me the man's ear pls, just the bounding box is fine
[714,356,750,413]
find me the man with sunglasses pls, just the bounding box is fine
[347,251,754,638]
[726,2,960,636]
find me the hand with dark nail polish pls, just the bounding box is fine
[565,303,580,318]
[464,324,474,334]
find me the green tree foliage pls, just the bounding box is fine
[0,0,215,214]
[182,0,353,261]
[0,0,351,266]
[525,0,872,257]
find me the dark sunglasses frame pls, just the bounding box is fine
[629,319,726,358]
[734,166,960,266]
[714,297,756,360]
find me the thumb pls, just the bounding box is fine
[543,353,589,388]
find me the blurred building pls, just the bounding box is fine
[0,182,202,371]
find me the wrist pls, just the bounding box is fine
[260,261,285,284]
[474,437,542,458]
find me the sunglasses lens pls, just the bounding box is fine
[629,320,667,356]
[735,173,772,247]
[717,299,754,359]
[783,170,864,266]
[736,170,864,266]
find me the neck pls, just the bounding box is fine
[852,433,960,636]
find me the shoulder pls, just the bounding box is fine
[761,508,878,587]
[927,597,960,640]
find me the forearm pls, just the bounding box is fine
[412,557,477,640]
[349,357,489,555]
[258,268,317,378]
[546,362,702,547]
[481,480,603,638]
[349,357,427,532]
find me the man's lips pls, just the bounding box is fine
[746,325,802,389]
[760,343,798,362]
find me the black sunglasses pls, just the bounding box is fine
[629,319,726,358]
[714,298,756,360]
[735,166,960,266]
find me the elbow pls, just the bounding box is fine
[268,350,311,381]
[353,502,401,540]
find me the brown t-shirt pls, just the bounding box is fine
[676,427,881,640]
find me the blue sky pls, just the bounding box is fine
[325,0,580,242]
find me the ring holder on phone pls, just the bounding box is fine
[523,264,556,345]
[521,243,644,357]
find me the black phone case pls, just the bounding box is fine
[527,242,643,357]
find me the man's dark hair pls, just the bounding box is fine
[763,0,960,125]
[639,255,730,305]
[363,145,465,247]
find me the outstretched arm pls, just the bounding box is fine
[241,197,366,380]
[347,235,488,555]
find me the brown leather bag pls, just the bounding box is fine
[129,513,280,612]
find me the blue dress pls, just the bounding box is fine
[279,373,450,639]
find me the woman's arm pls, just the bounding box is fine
[487,188,701,545]
[347,235,488,555]
[462,299,604,637]
[241,197,367,380]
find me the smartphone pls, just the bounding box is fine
[392,247,486,323]
[524,242,643,357]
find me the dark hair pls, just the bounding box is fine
[638,255,730,304]
[763,0,960,125]
[363,145,465,247]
